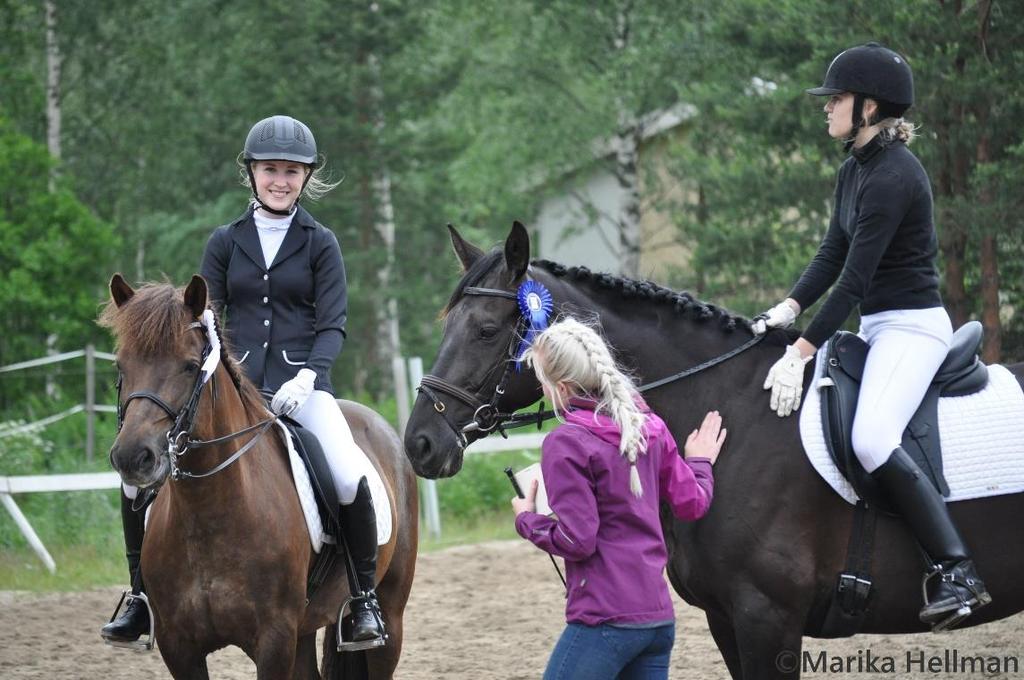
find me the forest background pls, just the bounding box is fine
[1,0,1021,583]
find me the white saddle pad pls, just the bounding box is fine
[799,343,1024,505]
[278,421,393,552]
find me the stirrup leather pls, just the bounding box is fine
[336,590,388,652]
[102,590,156,651]
[920,564,992,633]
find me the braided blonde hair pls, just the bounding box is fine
[522,318,649,497]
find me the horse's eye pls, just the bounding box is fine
[184,362,200,375]
[478,326,499,340]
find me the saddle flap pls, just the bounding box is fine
[283,419,341,532]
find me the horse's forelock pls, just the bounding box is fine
[99,283,195,356]
[440,249,506,319]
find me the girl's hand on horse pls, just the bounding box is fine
[684,411,727,464]
[512,479,539,516]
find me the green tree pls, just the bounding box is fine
[0,118,119,403]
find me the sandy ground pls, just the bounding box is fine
[1,540,1022,679]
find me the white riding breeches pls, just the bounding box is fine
[291,390,376,505]
[850,307,953,473]
[121,391,373,505]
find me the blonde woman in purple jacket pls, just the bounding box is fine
[512,318,725,680]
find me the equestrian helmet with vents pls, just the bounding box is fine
[243,115,318,167]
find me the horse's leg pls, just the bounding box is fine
[292,631,321,680]
[706,610,743,679]
[254,626,300,680]
[158,638,211,680]
[731,586,805,680]
[364,548,413,679]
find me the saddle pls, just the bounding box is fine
[282,418,341,537]
[819,320,989,511]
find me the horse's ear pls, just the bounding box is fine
[183,275,208,320]
[110,273,135,308]
[503,221,530,280]
[448,224,484,272]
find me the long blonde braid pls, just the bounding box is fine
[523,318,649,497]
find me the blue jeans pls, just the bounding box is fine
[543,622,675,680]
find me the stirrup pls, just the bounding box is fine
[920,565,992,633]
[336,592,387,652]
[102,591,156,651]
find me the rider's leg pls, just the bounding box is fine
[100,485,150,642]
[292,391,385,642]
[852,308,990,624]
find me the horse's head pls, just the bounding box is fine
[99,274,212,489]
[404,222,544,478]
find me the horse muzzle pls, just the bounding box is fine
[109,439,170,489]
[403,430,465,479]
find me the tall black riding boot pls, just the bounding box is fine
[100,490,151,643]
[338,476,386,644]
[872,447,991,628]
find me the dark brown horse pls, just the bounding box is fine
[404,223,1024,679]
[100,274,418,680]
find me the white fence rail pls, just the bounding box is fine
[0,472,121,573]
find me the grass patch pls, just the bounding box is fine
[0,543,126,592]
[418,510,518,552]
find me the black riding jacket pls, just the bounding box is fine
[789,135,942,348]
[200,204,347,395]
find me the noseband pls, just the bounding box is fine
[116,320,276,482]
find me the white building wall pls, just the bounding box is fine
[534,168,625,275]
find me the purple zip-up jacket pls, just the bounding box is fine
[515,399,714,626]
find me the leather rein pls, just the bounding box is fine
[116,321,277,482]
[416,285,766,448]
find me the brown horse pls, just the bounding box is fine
[100,274,418,680]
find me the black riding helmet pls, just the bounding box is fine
[243,115,318,216]
[807,43,914,149]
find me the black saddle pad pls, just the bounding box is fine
[819,322,988,511]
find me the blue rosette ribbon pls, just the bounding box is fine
[515,280,554,371]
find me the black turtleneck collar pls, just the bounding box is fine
[851,133,891,165]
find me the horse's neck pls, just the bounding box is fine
[543,274,729,376]
[540,272,758,417]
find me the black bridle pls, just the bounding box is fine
[417,287,554,449]
[115,321,277,482]
[416,284,766,448]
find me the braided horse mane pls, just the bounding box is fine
[531,259,750,333]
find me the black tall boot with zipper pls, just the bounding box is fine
[338,476,386,645]
[872,447,991,629]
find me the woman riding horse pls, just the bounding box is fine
[100,274,417,678]
[102,115,386,647]
[755,43,991,629]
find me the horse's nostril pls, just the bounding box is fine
[131,444,159,470]
[417,435,431,457]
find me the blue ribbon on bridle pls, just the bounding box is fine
[515,280,554,371]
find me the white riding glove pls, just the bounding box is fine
[763,345,812,418]
[271,368,317,417]
[751,300,799,335]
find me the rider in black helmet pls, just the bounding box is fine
[102,115,388,649]
[755,43,992,631]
